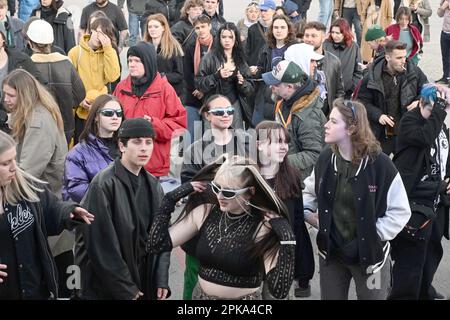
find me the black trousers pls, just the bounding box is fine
[381,136,397,157]
[390,205,446,300]
[440,31,450,80]
[390,229,431,300]
[54,250,74,299]
[419,205,447,300]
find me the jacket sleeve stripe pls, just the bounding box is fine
[376,173,412,241]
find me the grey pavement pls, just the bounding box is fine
[63,0,449,300]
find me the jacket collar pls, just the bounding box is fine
[86,134,112,158]
[331,152,369,177]
[290,88,321,114]
[119,73,164,98]
[368,57,418,94]
[31,52,70,63]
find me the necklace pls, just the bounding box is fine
[216,211,250,243]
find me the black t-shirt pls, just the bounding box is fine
[79,2,128,32]
[124,167,153,253]
[0,202,48,299]
[0,212,21,299]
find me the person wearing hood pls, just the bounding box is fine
[285,42,328,105]
[113,42,187,178]
[291,0,311,20]
[31,0,76,54]
[68,17,121,145]
[0,0,25,51]
[283,0,301,24]
[262,60,326,182]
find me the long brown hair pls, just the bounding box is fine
[256,121,302,200]
[143,13,184,59]
[266,14,296,49]
[3,69,64,141]
[332,98,381,164]
[89,16,118,47]
[79,94,124,142]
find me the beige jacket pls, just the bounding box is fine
[16,105,71,256]
[334,0,364,18]
[360,0,393,62]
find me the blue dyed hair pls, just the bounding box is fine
[420,83,438,106]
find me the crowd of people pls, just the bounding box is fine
[0,0,450,301]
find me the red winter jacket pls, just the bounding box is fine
[114,73,187,176]
[385,24,423,59]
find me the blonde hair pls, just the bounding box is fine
[0,131,45,205]
[214,156,287,217]
[3,69,64,141]
[143,14,184,59]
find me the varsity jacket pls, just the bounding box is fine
[303,147,411,273]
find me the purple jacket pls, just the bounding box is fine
[63,134,117,202]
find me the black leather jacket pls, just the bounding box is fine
[195,52,254,127]
[75,159,170,300]
[145,0,180,26]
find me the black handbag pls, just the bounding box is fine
[401,202,435,241]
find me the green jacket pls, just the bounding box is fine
[276,88,326,182]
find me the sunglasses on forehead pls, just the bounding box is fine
[211,181,250,199]
[98,109,124,117]
[207,107,235,116]
[345,100,357,121]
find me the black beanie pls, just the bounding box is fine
[118,118,156,138]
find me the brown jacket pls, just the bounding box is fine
[334,0,364,18]
[360,0,393,62]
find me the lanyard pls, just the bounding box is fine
[275,100,291,128]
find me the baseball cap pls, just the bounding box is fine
[26,20,54,44]
[262,60,308,86]
[258,0,276,11]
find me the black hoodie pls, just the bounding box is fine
[127,42,158,97]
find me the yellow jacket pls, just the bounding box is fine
[68,35,120,119]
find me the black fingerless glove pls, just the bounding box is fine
[147,183,195,253]
[265,218,296,299]
[269,217,296,242]
[434,97,447,110]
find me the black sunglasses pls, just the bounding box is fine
[99,109,124,117]
[345,100,357,121]
[211,181,250,199]
[208,107,235,117]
